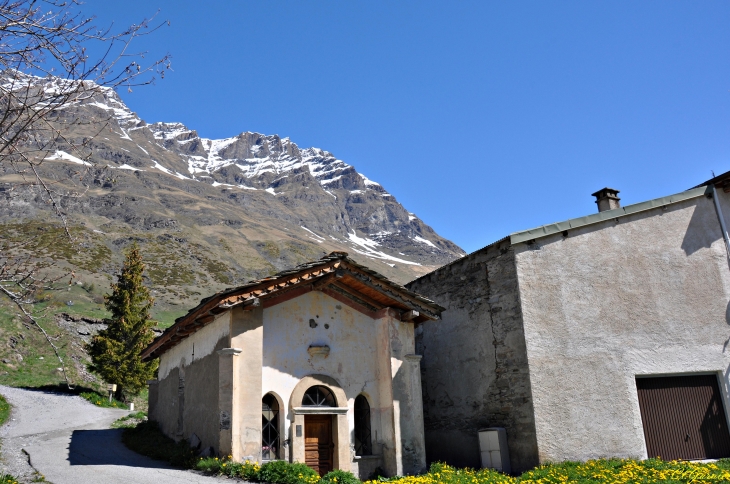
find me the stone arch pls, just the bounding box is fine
[289,374,348,411]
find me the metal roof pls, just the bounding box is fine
[510,185,709,244]
[407,175,719,287]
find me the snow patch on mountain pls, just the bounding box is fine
[347,231,421,266]
[413,235,437,249]
[45,150,91,166]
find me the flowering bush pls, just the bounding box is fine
[194,457,730,483]
[223,459,261,480]
[366,462,512,484]
[518,458,730,483]
[320,469,360,484]
[368,460,730,484]
[195,456,223,473]
[258,460,320,484]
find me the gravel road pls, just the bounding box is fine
[0,385,224,483]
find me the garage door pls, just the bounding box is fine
[636,375,730,460]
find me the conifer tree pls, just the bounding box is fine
[87,243,158,401]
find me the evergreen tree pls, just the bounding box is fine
[87,243,158,401]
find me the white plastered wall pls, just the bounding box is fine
[262,291,386,467]
[158,312,230,380]
[514,192,730,463]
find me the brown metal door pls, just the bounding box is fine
[305,415,333,476]
[636,375,730,460]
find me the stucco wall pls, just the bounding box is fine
[407,243,539,473]
[260,291,426,475]
[262,291,388,467]
[515,191,730,463]
[158,313,231,380]
[154,313,231,453]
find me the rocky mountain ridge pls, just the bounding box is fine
[1,73,464,313]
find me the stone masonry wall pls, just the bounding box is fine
[407,242,539,474]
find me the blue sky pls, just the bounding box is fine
[86,1,729,253]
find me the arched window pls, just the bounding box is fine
[302,385,337,407]
[354,394,372,456]
[262,394,279,460]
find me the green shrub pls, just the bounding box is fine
[320,469,360,484]
[122,421,196,468]
[195,456,222,473]
[225,459,262,480]
[258,460,320,484]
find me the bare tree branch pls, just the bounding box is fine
[0,0,170,389]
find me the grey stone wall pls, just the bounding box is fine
[406,242,538,474]
[154,334,228,454]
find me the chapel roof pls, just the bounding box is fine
[141,251,444,361]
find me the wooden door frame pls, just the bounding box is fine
[291,407,349,471]
[305,415,334,475]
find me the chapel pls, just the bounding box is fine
[142,252,443,478]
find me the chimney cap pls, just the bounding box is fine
[592,187,621,212]
[591,187,620,198]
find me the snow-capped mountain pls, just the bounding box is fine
[1,73,464,308]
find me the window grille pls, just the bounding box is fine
[302,385,337,407]
[262,394,279,460]
[354,394,372,456]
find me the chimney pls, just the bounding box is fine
[592,188,620,212]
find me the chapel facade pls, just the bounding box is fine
[142,252,443,478]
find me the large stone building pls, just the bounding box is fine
[406,173,730,474]
[142,252,443,478]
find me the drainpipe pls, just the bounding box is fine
[711,184,730,263]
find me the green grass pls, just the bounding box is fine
[79,391,126,408]
[0,222,112,273]
[0,393,10,427]
[111,411,147,429]
[151,309,188,329]
[366,460,730,484]
[44,282,110,320]
[0,303,81,389]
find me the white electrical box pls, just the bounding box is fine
[478,427,510,474]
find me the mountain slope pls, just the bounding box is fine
[0,74,464,314]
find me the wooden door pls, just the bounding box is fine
[305,415,333,476]
[637,375,730,460]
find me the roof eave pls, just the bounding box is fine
[141,253,443,361]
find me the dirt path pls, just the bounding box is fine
[0,385,224,483]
